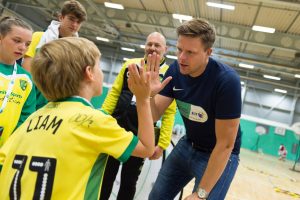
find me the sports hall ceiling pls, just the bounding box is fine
[1,0,300,95]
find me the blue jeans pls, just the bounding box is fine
[149,136,239,200]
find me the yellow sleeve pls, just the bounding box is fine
[158,100,176,149]
[25,32,44,58]
[101,58,143,114]
[101,61,127,115]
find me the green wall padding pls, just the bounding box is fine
[90,86,109,109]
[174,108,184,125]
[240,119,299,161]
[174,115,300,161]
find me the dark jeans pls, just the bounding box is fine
[99,155,145,200]
[149,136,239,200]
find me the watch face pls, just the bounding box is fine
[197,188,208,198]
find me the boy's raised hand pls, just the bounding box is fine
[127,61,151,101]
[127,53,172,99]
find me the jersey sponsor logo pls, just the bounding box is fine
[189,105,208,122]
[27,115,63,134]
[19,79,28,91]
[176,100,208,123]
[173,86,184,91]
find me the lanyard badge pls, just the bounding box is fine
[0,62,17,113]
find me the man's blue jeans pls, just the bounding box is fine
[149,136,239,200]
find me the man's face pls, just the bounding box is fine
[176,35,212,77]
[144,33,167,58]
[59,14,83,37]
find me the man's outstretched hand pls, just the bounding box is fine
[146,52,172,97]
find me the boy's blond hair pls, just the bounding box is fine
[31,37,101,101]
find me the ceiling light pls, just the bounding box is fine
[295,74,300,78]
[104,2,124,10]
[123,57,129,61]
[96,37,109,42]
[140,45,145,49]
[252,25,275,33]
[263,75,281,81]
[239,63,254,69]
[206,2,235,10]
[172,14,193,22]
[274,88,287,94]
[166,55,177,60]
[121,47,135,52]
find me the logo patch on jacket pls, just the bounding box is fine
[19,79,27,91]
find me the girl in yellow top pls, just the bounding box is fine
[0,37,155,200]
[0,16,36,147]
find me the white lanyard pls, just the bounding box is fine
[0,62,17,113]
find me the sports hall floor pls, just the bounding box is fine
[182,148,300,200]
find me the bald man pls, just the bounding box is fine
[100,32,176,200]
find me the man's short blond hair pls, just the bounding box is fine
[177,18,216,50]
[31,37,101,101]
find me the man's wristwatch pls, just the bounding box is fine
[196,188,208,199]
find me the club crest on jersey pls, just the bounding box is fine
[19,79,27,91]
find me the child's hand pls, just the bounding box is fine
[127,62,151,101]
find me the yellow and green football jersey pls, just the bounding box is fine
[0,63,36,147]
[0,97,138,200]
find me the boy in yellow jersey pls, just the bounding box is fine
[0,16,36,147]
[100,32,176,200]
[0,37,155,200]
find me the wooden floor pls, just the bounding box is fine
[182,148,300,200]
